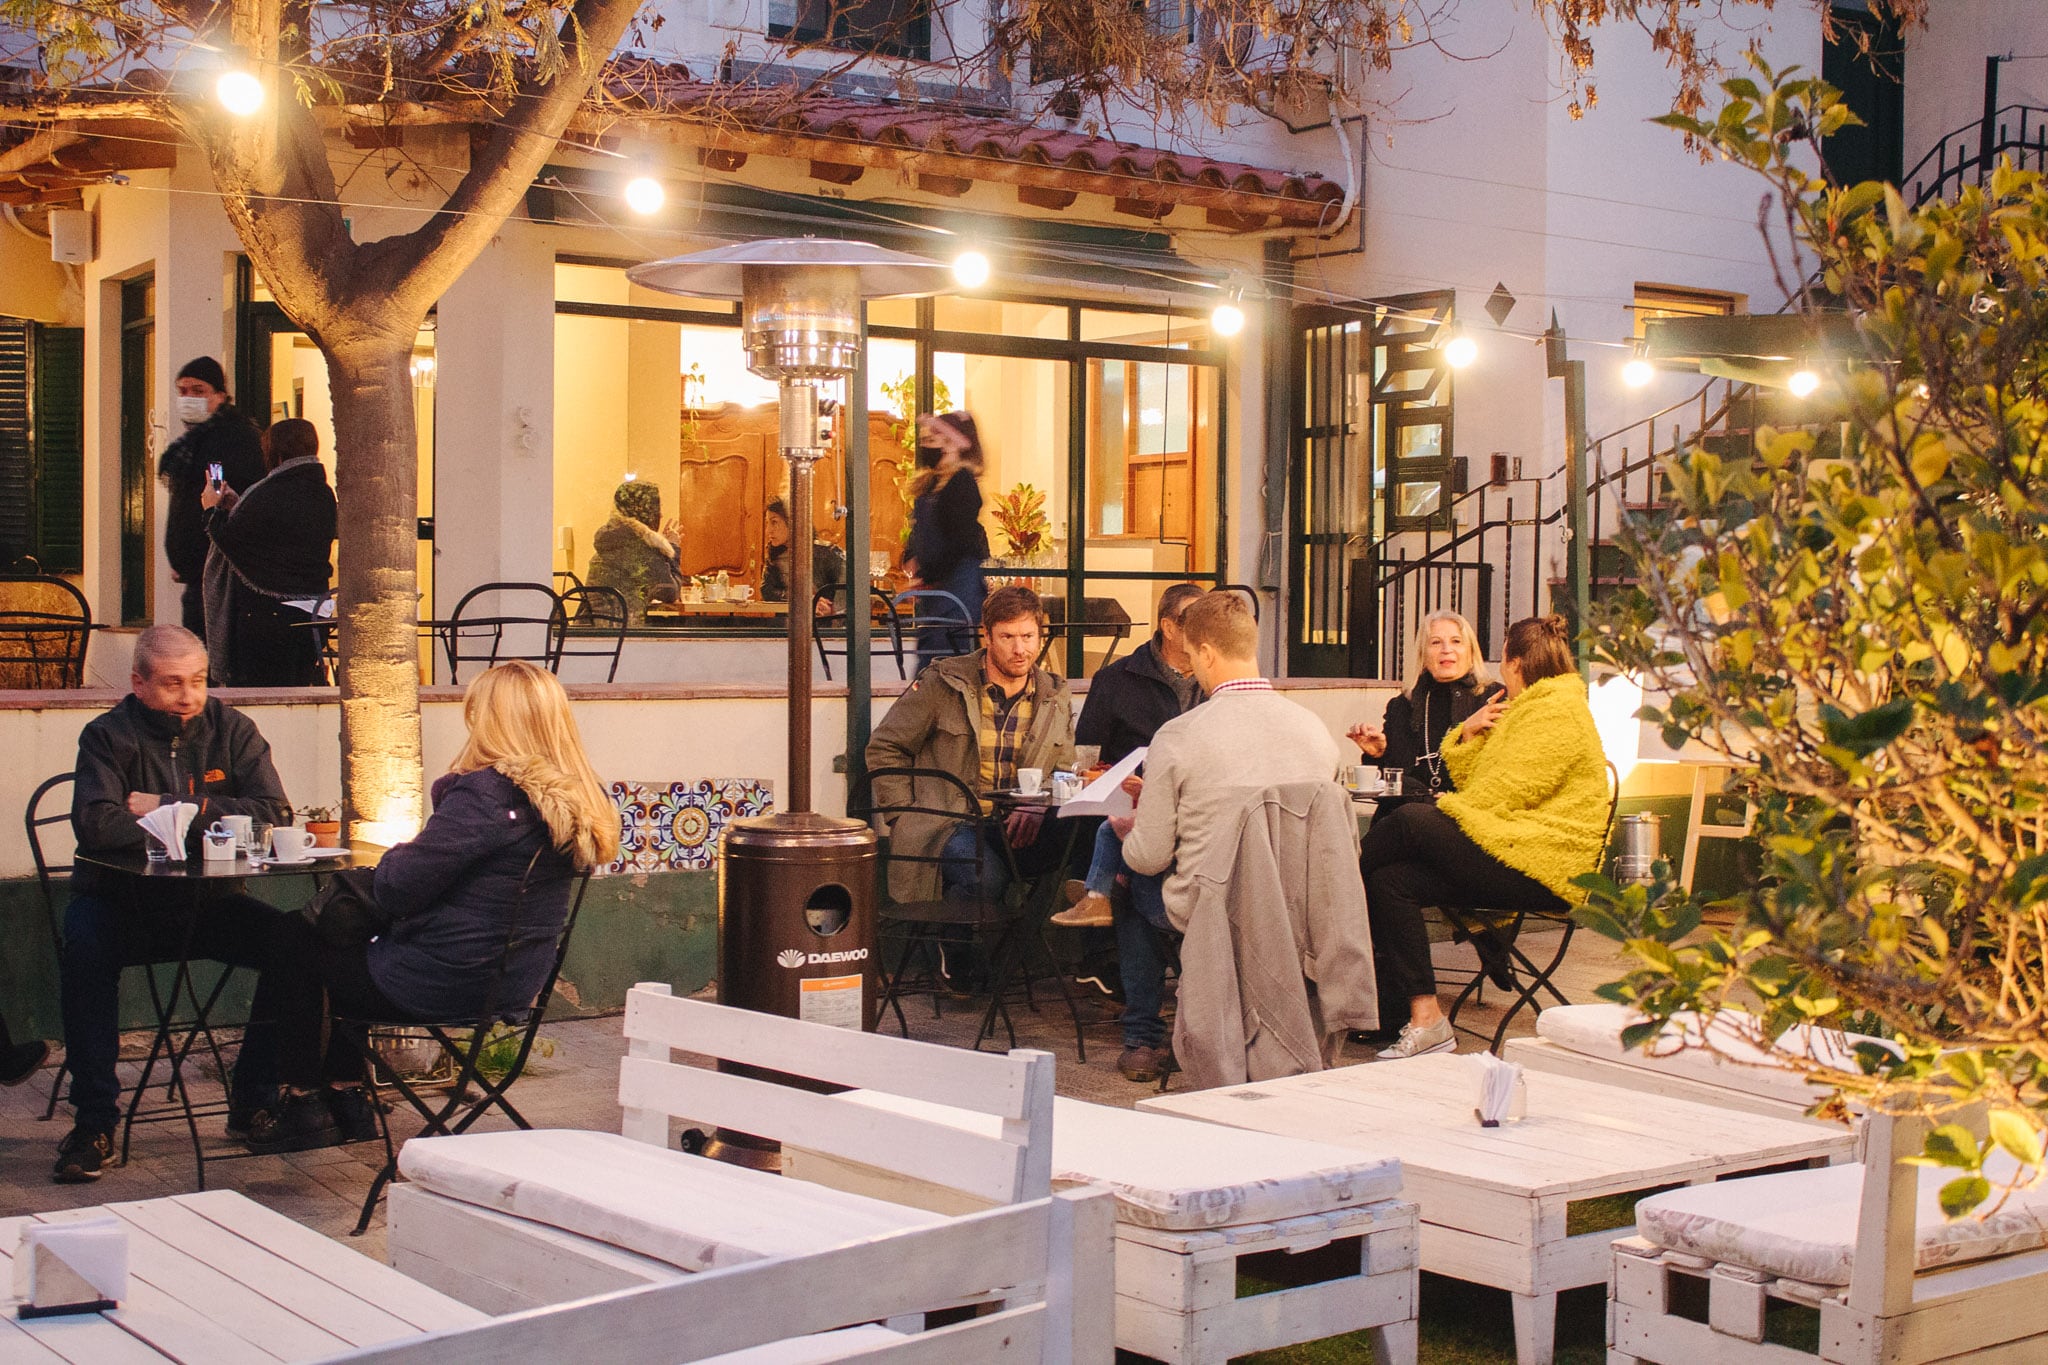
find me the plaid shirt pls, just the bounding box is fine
[978,680,1037,792]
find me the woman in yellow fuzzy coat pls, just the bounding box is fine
[1358,614,1610,1059]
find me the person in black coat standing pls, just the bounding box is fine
[160,357,265,639]
[200,418,337,686]
[903,411,991,671]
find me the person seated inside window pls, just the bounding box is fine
[242,660,620,1152]
[1358,614,1610,1061]
[761,497,846,617]
[586,478,682,625]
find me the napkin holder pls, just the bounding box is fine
[1471,1053,1528,1129]
[137,801,199,863]
[201,822,238,863]
[13,1218,128,1317]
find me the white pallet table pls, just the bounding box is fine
[1141,1054,1856,1365]
[0,1191,483,1364]
[1501,1037,1827,1123]
[784,1090,1420,1365]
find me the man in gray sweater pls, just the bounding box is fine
[1114,591,1343,1079]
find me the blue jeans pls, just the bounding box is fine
[1115,867,1172,1048]
[940,821,1012,904]
[59,889,278,1132]
[914,562,985,675]
[1084,821,1124,898]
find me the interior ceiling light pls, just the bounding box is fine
[216,71,264,116]
[952,250,991,288]
[624,176,666,216]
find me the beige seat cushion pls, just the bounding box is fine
[399,1129,943,1272]
[1535,1003,1893,1109]
[839,1092,1402,1230]
[1635,1158,2048,1287]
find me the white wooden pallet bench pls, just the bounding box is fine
[1610,1112,2048,1365]
[386,983,1108,1358]
[328,1187,1114,1365]
[1504,1003,1893,1123]
[783,1090,1420,1365]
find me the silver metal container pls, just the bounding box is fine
[1616,811,1665,883]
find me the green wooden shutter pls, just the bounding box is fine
[33,327,85,574]
[0,319,30,566]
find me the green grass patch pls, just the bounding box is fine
[1564,1185,1679,1238]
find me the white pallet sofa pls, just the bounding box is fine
[784,1089,1420,1365]
[323,1186,1114,1365]
[387,983,1103,1356]
[1610,1111,2048,1364]
[1503,1003,1892,1122]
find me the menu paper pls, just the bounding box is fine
[1053,747,1147,819]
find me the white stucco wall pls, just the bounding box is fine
[1902,1,2048,179]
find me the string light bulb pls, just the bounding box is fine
[623,176,665,215]
[216,71,264,116]
[952,250,991,288]
[1622,357,1655,388]
[1787,368,1820,398]
[1211,300,1246,337]
[1441,328,1477,369]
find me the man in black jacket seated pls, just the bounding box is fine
[54,625,294,1183]
[1051,582,1206,1082]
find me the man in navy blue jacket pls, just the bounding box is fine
[55,625,292,1183]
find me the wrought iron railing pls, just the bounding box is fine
[1905,104,2048,207]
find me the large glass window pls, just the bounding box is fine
[554,266,1227,673]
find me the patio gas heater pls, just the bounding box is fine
[626,239,946,1091]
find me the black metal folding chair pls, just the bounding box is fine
[1444,759,1623,1053]
[815,586,907,681]
[341,869,591,1235]
[436,582,568,682]
[552,584,629,682]
[857,767,1086,1060]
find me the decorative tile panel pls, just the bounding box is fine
[607,779,773,873]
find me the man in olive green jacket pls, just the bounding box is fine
[866,586,1075,906]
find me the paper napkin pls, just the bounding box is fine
[136,801,199,861]
[13,1217,128,1315]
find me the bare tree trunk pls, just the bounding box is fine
[326,334,425,838]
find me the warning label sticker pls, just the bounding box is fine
[798,974,864,1031]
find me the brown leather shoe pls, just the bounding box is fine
[1050,891,1113,928]
[1117,1045,1172,1082]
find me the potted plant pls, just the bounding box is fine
[299,804,340,846]
[991,483,1053,564]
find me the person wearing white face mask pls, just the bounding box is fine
[158,357,264,639]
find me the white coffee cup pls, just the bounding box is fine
[1350,764,1378,793]
[269,827,316,863]
[221,814,254,850]
[1015,768,1045,796]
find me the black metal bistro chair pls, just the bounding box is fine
[815,586,907,681]
[436,582,568,683]
[551,584,629,683]
[1443,759,1623,1053]
[340,866,591,1235]
[0,575,95,689]
[856,767,1086,1060]
[891,588,977,665]
[23,773,240,1130]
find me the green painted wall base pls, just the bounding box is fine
[0,872,721,1045]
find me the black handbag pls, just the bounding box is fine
[299,866,393,947]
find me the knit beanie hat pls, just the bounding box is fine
[613,479,661,527]
[177,356,228,393]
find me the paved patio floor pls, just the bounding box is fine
[0,927,1631,1363]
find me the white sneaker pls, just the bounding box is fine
[1376,1017,1455,1060]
